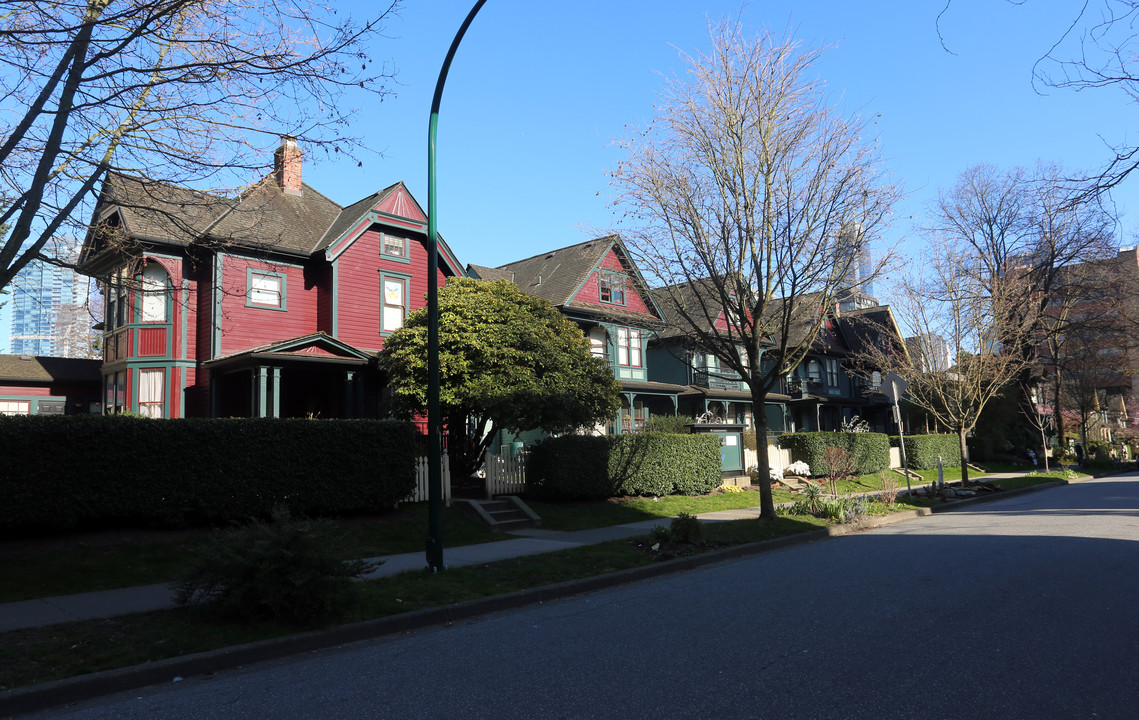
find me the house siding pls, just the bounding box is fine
[573,248,654,315]
[218,256,317,355]
[335,228,446,352]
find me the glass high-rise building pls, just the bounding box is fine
[9,260,91,357]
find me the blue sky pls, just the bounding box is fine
[3,0,1138,351]
[306,0,1139,272]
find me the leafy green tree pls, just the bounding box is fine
[380,278,622,478]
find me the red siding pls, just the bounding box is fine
[573,247,655,318]
[335,229,446,352]
[137,327,167,356]
[217,256,318,355]
[0,384,52,397]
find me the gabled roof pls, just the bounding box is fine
[465,264,514,283]
[497,235,665,325]
[207,176,343,256]
[84,173,463,275]
[205,332,374,366]
[0,355,102,383]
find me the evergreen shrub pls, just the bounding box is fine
[0,415,416,535]
[777,431,889,475]
[526,435,613,500]
[526,432,721,499]
[893,433,961,470]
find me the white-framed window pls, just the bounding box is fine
[0,400,30,416]
[138,368,165,418]
[382,275,407,333]
[140,263,169,323]
[247,270,285,310]
[599,272,627,305]
[381,234,408,260]
[617,327,642,367]
[825,357,839,386]
[588,327,608,359]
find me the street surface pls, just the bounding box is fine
[27,476,1139,719]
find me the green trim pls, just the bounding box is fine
[379,269,412,337]
[213,254,224,358]
[598,270,628,307]
[180,278,188,360]
[330,261,339,337]
[245,268,288,312]
[0,396,67,415]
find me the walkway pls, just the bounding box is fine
[0,470,1049,633]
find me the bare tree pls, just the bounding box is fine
[884,235,1030,482]
[930,163,1116,452]
[0,0,399,292]
[611,20,899,520]
[939,1,1139,199]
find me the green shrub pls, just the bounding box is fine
[527,433,721,499]
[172,507,378,626]
[610,433,721,496]
[777,432,889,475]
[0,415,416,535]
[669,512,703,544]
[893,434,961,470]
[643,415,694,434]
[526,435,613,500]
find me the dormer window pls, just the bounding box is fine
[599,272,626,305]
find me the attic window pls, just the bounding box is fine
[381,234,408,262]
[599,272,626,306]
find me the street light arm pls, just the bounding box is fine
[425,0,488,573]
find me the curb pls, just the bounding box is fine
[0,478,1070,718]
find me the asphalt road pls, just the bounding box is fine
[27,476,1139,719]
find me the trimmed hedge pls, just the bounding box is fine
[0,415,416,535]
[527,433,721,500]
[526,435,613,500]
[777,432,890,476]
[892,433,961,470]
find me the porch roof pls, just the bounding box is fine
[204,332,374,372]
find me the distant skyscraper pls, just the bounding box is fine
[9,260,92,357]
[836,222,875,303]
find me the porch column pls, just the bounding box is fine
[269,367,281,418]
[356,371,366,418]
[209,373,219,418]
[256,366,268,418]
[345,370,356,418]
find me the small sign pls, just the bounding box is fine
[724,435,738,446]
[882,371,908,403]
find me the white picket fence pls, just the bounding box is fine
[408,455,452,506]
[744,445,793,474]
[485,452,527,498]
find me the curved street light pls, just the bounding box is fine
[426,0,488,573]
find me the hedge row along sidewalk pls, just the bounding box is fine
[0,472,1080,717]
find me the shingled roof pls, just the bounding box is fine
[497,237,612,308]
[0,355,102,383]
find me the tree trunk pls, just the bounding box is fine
[959,427,970,484]
[752,406,777,521]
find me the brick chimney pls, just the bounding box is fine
[274,135,303,197]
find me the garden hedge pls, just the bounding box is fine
[891,433,961,470]
[0,415,416,535]
[776,432,890,475]
[527,433,721,500]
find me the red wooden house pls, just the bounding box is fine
[79,136,463,418]
[468,235,686,433]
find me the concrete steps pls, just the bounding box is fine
[453,496,541,532]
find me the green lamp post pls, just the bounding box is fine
[426,0,487,573]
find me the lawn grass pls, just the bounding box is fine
[0,515,829,691]
[527,485,800,532]
[0,505,502,603]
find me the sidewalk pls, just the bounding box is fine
[0,469,1057,634]
[0,518,676,633]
